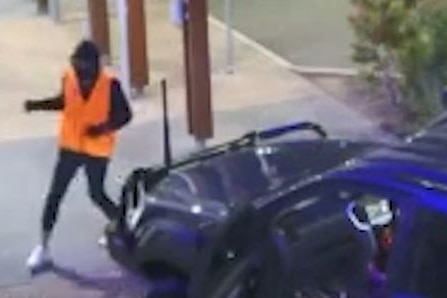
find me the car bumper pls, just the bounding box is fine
[105,223,140,272]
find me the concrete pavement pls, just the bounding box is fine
[0,0,388,297]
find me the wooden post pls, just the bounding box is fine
[183,0,213,140]
[182,1,194,134]
[127,0,149,93]
[87,0,111,59]
[37,0,49,14]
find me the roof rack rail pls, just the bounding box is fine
[169,120,328,170]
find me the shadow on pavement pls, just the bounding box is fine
[51,263,187,298]
[51,263,149,298]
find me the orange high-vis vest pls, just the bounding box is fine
[59,67,116,158]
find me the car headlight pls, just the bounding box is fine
[125,184,148,230]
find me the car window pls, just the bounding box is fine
[322,187,396,228]
[269,180,398,229]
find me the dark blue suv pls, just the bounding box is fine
[106,113,447,298]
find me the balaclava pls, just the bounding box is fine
[71,40,101,99]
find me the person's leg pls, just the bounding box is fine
[84,155,118,220]
[27,150,81,269]
[41,150,81,245]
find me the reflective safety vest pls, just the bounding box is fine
[59,67,116,158]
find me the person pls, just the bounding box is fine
[24,40,132,271]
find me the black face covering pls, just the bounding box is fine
[71,41,101,99]
[72,57,99,98]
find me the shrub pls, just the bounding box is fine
[350,0,447,126]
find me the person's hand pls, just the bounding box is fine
[85,125,107,137]
[23,100,36,113]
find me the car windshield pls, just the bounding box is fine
[149,140,373,209]
[146,173,230,220]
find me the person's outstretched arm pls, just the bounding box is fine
[24,94,64,112]
[24,79,64,112]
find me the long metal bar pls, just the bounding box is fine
[224,0,234,74]
[116,0,132,98]
[49,0,61,22]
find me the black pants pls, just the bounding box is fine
[42,149,118,232]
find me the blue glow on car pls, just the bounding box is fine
[331,169,447,214]
[175,229,198,244]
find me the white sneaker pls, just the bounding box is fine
[26,245,51,271]
[98,235,108,248]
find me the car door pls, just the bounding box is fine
[267,179,401,297]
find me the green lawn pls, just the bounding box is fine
[209,0,355,68]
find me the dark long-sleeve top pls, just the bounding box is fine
[31,79,132,132]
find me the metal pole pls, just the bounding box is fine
[116,0,132,99]
[49,0,61,23]
[82,18,91,39]
[195,137,206,150]
[83,1,92,39]
[224,0,234,74]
